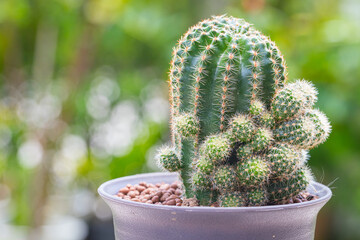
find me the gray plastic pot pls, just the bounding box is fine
[98,172,331,240]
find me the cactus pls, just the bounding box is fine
[214,165,238,191]
[237,156,269,187]
[267,166,313,202]
[219,191,246,207]
[266,144,302,178]
[228,115,255,143]
[156,15,331,206]
[156,146,181,172]
[247,187,267,206]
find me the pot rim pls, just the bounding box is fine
[98,172,332,212]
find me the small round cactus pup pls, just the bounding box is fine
[250,128,273,151]
[258,111,275,129]
[249,99,265,116]
[237,156,270,187]
[237,144,253,160]
[273,113,314,148]
[214,165,238,191]
[219,191,246,207]
[292,79,318,108]
[200,134,231,164]
[173,113,199,138]
[196,157,215,175]
[266,144,301,179]
[274,108,331,149]
[298,150,310,165]
[192,170,213,190]
[156,146,181,171]
[304,109,331,149]
[267,166,313,203]
[271,80,318,121]
[247,187,267,206]
[271,84,305,121]
[228,114,256,142]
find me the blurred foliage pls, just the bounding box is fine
[0,0,359,239]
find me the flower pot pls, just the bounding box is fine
[98,172,331,240]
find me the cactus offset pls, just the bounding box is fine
[156,15,331,206]
[247,187,267,206]
[219,191,246,207]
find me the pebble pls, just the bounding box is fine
[152,196,159,203]
[160,193,170,202]
[119,187,129,194]
[165,199,176,205]
[281,192,319,205]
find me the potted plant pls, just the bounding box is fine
[98,15,332,240]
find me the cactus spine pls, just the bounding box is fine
[156,15,331,207]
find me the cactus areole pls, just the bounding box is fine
[156,15,331,207]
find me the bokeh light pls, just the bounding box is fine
[0,0,359,239]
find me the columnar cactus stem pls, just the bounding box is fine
[157,15,331,206]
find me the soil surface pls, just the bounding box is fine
[115,181,319,207]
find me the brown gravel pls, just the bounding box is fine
[115,181,318,207]
[115,181,184,206]
[182,198,199,207]
[279,191,319,205]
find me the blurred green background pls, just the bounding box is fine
[0,0,359,239]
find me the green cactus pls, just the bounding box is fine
[247,187,267,206]
[219,191,246,207]
[236,144,253,160]
[173,113,200,138]
[196,157,215,175]
[156,146,181,172]
[271,80,318,120]
[250,128,273,151]
[249,99,265,116]
[273,108,331,149]
[266,144,301,178]
[156,15,331,207]
[292,80,318,108]
[267,166,313,202]
[258,111,275,129]
[214,165,238,191]
[237,156,269,187]
[228,114,255,143]
[192,170,212,190]
[200,134,231,164]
